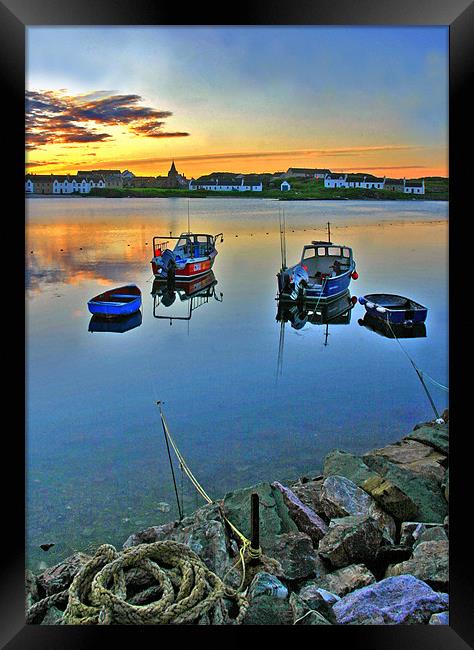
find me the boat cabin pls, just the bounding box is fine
[300,242,353,280]
[154,233,220,260]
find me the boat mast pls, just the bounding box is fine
[279,207,287,271]
[327,221,331,242]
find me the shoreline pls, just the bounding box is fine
[26,193,448,202]
[26,410,449,625]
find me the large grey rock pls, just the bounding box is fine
[318,515,383,569]
[265,532,320,581]
[363,455,448,523]
[404,423,449,455]
[271,481,328,544]
[291,479,327,519]
[323,450,378,486]
[320,563,376,597]
[223,482,297,552]
[247,572,288,600]
[299,583,340,610]
[320,475,396,543]
[413,525,448,549]
[385,539,449,590]
[123,521,178,548]
[37,552,92,596]
[333,575,449,624]
[364,439,446,483]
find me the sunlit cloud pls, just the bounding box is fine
[25,89,190,150]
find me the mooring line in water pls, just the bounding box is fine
[156,403,262,589]
[384,317,447,419]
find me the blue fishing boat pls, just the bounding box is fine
[277,240,358,301]
[358,294,428,326]
[87,284,142,318]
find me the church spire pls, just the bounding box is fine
[169,160,177,176]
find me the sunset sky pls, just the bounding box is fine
[26,26,448,179]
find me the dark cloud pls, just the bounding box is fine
[25,90,190,150]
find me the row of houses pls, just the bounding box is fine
[25,162,186,194]
[324,173,425,194]
[188,174,263,192]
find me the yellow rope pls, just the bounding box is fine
[159,406,262,590]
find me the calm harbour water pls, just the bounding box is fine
[26,197,448,570]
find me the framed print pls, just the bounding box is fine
[1,0,472,645]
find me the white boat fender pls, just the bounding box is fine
[376,306,386,313]
[366,301,375,309]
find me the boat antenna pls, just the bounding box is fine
[327,221,331,242]
[156,401,183,520]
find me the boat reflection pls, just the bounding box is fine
[151,270,223,324]
[277,290,356,330]
[88,310,143,333]
[358,313,426,339]
[276,290,356,377]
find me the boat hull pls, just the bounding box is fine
[87,285,142,318]
[358,294,427,325]
[151,254,216,280]
[277,266,355,302]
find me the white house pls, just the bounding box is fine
[404,179,425,194]
[324,173,348,188]
[280,181,291,192]
[25,177,34,193]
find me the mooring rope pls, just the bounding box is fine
[384,316,448,419]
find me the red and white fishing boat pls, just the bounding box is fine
[151,232,223,280]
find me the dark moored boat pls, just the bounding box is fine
[358,293,428,326]
[87,284,141,318]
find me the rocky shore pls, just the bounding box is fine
[26,410,449,625]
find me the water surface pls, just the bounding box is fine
[26,198,448,570]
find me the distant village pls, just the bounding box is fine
[25,162,426,195]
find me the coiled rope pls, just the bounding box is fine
[28,540,249,625]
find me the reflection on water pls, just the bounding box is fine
[89,311,143,334]
[26,198,448,571]
[358,313,427,339]
[151,271,223,324]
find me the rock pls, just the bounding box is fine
[223,482,297,552]
[323,450,378,486]
[429,611,449,625]
[247,572,288,600]
[123,503,236,584]
[333,575,449,624]
[123,521,178,548]
[243,573,292,625]
[320,563,376,597]
[400,522,444,549]
[291,479,327,519]
[320,475,396,543]
[361,474,418,522]
[299,583,341,609]
[413,525,448,549]
[363,439,446,483]
[318,515,383,569]
[265,532,320,581]
[404,423,449,455]
[289,593,332,625]
[385,539,449,590]
[271,481,328,544]
[40,606,64,625]
[363,455,448,523]
[37,552,92,596]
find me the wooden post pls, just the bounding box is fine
[250,493,260,563]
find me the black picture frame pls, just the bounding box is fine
[2,1,472,646]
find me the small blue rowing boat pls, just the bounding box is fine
[358,293,428,326]
[87,284,142,318]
